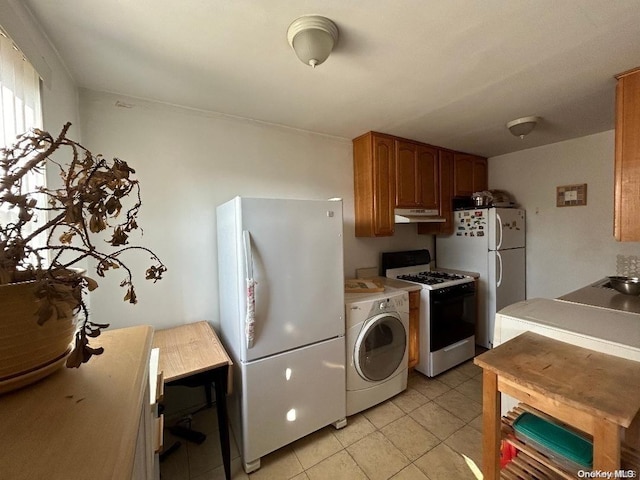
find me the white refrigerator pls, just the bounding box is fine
[435,207,526,348]
[216,196,346,473]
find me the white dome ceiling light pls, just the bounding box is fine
[506,116,540,139]
[287,15,339,68]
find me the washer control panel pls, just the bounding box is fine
[365,291,408,316]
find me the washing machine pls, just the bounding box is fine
[345,288,409,416]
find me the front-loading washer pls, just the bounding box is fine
[345,288,409,416]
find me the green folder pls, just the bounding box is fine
[513,412,593,469]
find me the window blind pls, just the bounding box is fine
[0,26,45,255]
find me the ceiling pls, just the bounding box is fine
[23,0,640,157]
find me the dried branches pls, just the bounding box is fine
[0,122,166,367]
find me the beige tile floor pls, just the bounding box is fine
[160,360,484,480]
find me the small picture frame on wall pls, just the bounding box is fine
[557,184,587,207]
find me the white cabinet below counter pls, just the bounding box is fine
[0,325,160,480]
[495,297,640,354]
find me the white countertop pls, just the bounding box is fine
[498,297,640,350]
[369,276,423,292]
[558,278,640,314]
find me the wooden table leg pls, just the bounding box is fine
[593,418,621,471]
[626,412,640,450]
[215,366,231,480]
[482,369,501,480]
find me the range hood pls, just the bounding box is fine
[394,208,445,223]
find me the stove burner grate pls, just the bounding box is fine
[397,271,466,286]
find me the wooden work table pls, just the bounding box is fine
[153,320,232,383]
[152,321,233,480]
[475,331,640,479]
[0,325,156,480]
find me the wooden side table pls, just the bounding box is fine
[475,331,640,479]
[153,321,233,480]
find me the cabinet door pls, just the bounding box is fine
[614,68,640,241]
[353,132,395,237]
[473,157,488,192]
[453,153,475,197]
[417,149,453,236]
[395,141,439,209]
[395,141,419,208]
[454,153,488,197]
[372,135,396,236]
[417,145,439,210]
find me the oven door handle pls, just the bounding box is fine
[496,251,503,288]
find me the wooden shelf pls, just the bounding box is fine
[501,450,562,480]
[501,404,640,479]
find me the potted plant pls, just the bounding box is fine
[0,122,166,391]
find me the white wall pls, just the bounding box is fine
[489,131,639,299]
[79,89,432,331]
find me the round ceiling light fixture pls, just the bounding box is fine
[287,15,338,68]
[506,116,540,139]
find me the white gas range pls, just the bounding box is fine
[382,250,477,377]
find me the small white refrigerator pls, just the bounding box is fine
[216,196,346,473]
[435,207,526,348]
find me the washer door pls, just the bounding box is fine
[354,313,407,382]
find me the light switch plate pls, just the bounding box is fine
[557,184,587,207]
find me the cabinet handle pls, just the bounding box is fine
[154,415,164,454]
[156,371,164,403]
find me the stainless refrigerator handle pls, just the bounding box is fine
[496,251,503,288]
[242,230,256,349]
[495,212,503,250]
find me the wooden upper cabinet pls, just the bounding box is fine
[354,131,483,237]
[396,141,418,207]
[473,157,488,192]
[395,140,439,210]
[453,153,475,197]
[453,153,488,197]
[353,132,396,237]
[418,149,454,236]
[614,67,640,241]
